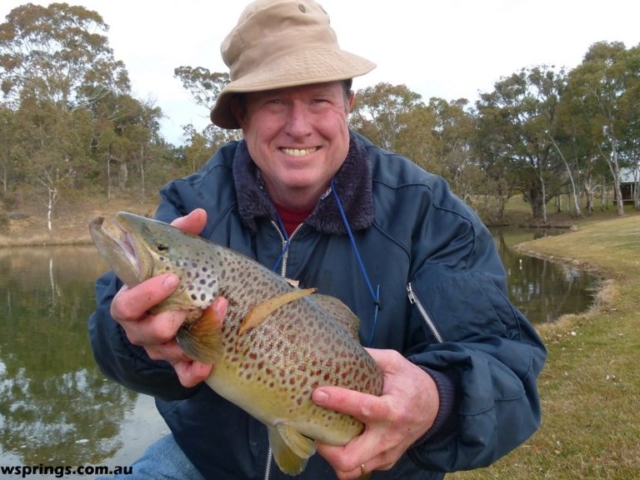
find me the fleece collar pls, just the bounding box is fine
[232,131,374,235]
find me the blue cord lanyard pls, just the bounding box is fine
[330,178,381,347]
[270,178,381,347]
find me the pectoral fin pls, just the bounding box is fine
[267,424,315,475]
[239,288,317,335]
[176,305,223,364]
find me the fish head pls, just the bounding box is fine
[89,212,221,316]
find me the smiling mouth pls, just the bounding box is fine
[281,147,319,157]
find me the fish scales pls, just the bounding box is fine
[216,292,377,442]
[89,212,383,476]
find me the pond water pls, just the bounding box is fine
[0,247,169,476]
[0,232,599,472]
[491,227,600,323]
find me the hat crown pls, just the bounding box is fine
[222,0,337,82]
[211,0,375,129]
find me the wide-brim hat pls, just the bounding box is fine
[210,0,376,129]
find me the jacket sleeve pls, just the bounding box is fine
[403,179,547,471]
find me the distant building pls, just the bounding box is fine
[618,168,639,203]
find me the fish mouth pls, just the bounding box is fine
[89,215,152,287]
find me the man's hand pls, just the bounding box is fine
[109,208,222,387]
[312,349,439,479]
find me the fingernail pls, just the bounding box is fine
[313,390,329,404]
[163,274,180,290]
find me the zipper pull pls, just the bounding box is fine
[407,283,416,304]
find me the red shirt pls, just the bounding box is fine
[274,203,313,237]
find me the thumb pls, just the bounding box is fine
[171,208,207,235]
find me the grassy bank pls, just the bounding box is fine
[452,215,640,479]
[0,193,632,247]
[0,196,157,247]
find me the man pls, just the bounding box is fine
[89,0,547,479]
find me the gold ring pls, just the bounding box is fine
[360,463,366,476]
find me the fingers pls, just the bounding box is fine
[313,348,440,478]
[111,272,186,351]
[312,386,392,424]
[174,360,213,388]
[170,208,207,234]
[311,350,404,422]
[111,273,180,323]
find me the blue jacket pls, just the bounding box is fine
[89,132,546,479]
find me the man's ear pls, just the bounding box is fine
[347,90,355,111]
[229,95,246,128]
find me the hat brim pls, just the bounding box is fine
[210,48,375,129]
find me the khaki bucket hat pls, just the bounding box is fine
[210,0,376,129]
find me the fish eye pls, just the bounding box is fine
[156,243,169,252]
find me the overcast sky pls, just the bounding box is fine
[2,0,639,145]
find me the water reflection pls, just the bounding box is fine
[0,247,167,469]
[492,228,599,323]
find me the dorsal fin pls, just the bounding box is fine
[239,288,317,335]
[312,294,361,340]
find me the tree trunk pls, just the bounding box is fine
[139,145,146,202]
[541,179,548,224]
[549,134,582,217]
[529,187,545,220]
[600,176,608,211]
[584,183,594,214]
[46,187,57,232]
[120,162,128,192]
[608,145,625,216]
[555,195,562,213]
[106,153,112,201]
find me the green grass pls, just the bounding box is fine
[451,214,640,479]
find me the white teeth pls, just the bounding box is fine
[282,148,316,157]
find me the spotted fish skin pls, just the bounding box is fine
[89,212,383,475]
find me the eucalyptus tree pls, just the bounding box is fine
[565,41,640,216]
[0,106,18,195]
[174,66,242,160]
[0,3,130,107]
[349,82,427,151]
[348,82,446,184]
[470,98,518,219]
[0,3,131,228]
[428,98,480,202]
[475,66,567,222]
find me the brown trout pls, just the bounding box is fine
[89,212,383,475]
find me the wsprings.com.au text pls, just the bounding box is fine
[1,464,132,477]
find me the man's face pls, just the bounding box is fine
[234,81,354,210]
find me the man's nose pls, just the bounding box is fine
[285,101,312,137]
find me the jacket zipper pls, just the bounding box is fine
[407,283,444,343]
[264,221,304,480]
[270,220,304,278]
